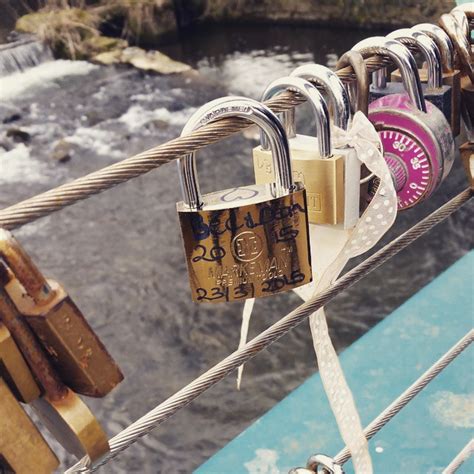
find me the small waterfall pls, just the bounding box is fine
[0,35,53,77]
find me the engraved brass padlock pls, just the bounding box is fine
[0,278,110,462]
[0,229,123,398]
[0,322,40,403]
[177,97,312,303]
[0,378,59,474]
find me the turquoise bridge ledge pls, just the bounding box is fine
[196,251,474,473]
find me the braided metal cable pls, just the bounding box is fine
[0,57,393,231]
[334,330,474,466]
[442,439,474,474]
[65,188,472,473]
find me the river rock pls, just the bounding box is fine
[0,104,22,124]
[92,48,123,65]
[120,47,192,74]
[82,35,128,57]
[51,139,73,163]
[6,128,30,143]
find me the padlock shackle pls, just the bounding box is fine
[290,64,351,130]
[352,37,427,113]
[387,29,443,90]
[440,14,474,84]
[177,96,294,210]
[0,229,54,306]
[0,268,67,401]
[452,4,474,20]
[336,50,369,116]
[450,9,470,39]
[412,23,455,73]
[259,77,331,158]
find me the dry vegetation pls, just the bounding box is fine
[15,1,175,59]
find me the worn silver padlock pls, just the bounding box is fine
[410,23,462,136]
[177,96,312,303]
[253,75,360,229]
[387,28,453,130]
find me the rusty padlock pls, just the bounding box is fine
[0,229,123,398]
[0,377,59,474]
[0,322,40,403]
[0,268,109,462]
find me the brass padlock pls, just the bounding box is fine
[0,377,59,474]
[0,322,40,403]
[0,229,123,398]
[290,64,362,228]
[177,96,312,303]
[32,388,110,462]
[0,281,110,462]
[253,66,361,228]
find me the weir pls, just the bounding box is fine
[0,35,53,77]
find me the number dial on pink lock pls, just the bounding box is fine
[378,129,432,210]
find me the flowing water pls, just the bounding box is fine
[0,23,472,473]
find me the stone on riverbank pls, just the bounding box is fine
[93,46,192,74]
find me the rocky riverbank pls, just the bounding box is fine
[1,1,458,50]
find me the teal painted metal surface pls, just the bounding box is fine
[197,252,474,473]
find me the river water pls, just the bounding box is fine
[0,24,472,473]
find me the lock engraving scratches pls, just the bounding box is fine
[178,189,312,303]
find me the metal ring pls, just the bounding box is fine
[307,454,345,474]
[352,36,427,112]
[177,96,293,209]
[260,76,331,157]
[336,50,369,116]
[387,28,443,90]
[290,64,351,130]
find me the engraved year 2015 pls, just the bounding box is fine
[261,270,306,293]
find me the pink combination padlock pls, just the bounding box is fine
[353,37,455,210]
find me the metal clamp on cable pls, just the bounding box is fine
[289,453,345,474]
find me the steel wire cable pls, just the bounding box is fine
[0,57,394,231]
[442,439,474,474]
[65,188,472,473]
[334,330,474,466]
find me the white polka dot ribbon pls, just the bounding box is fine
[237,112,397,474]
[306,112,397,474]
